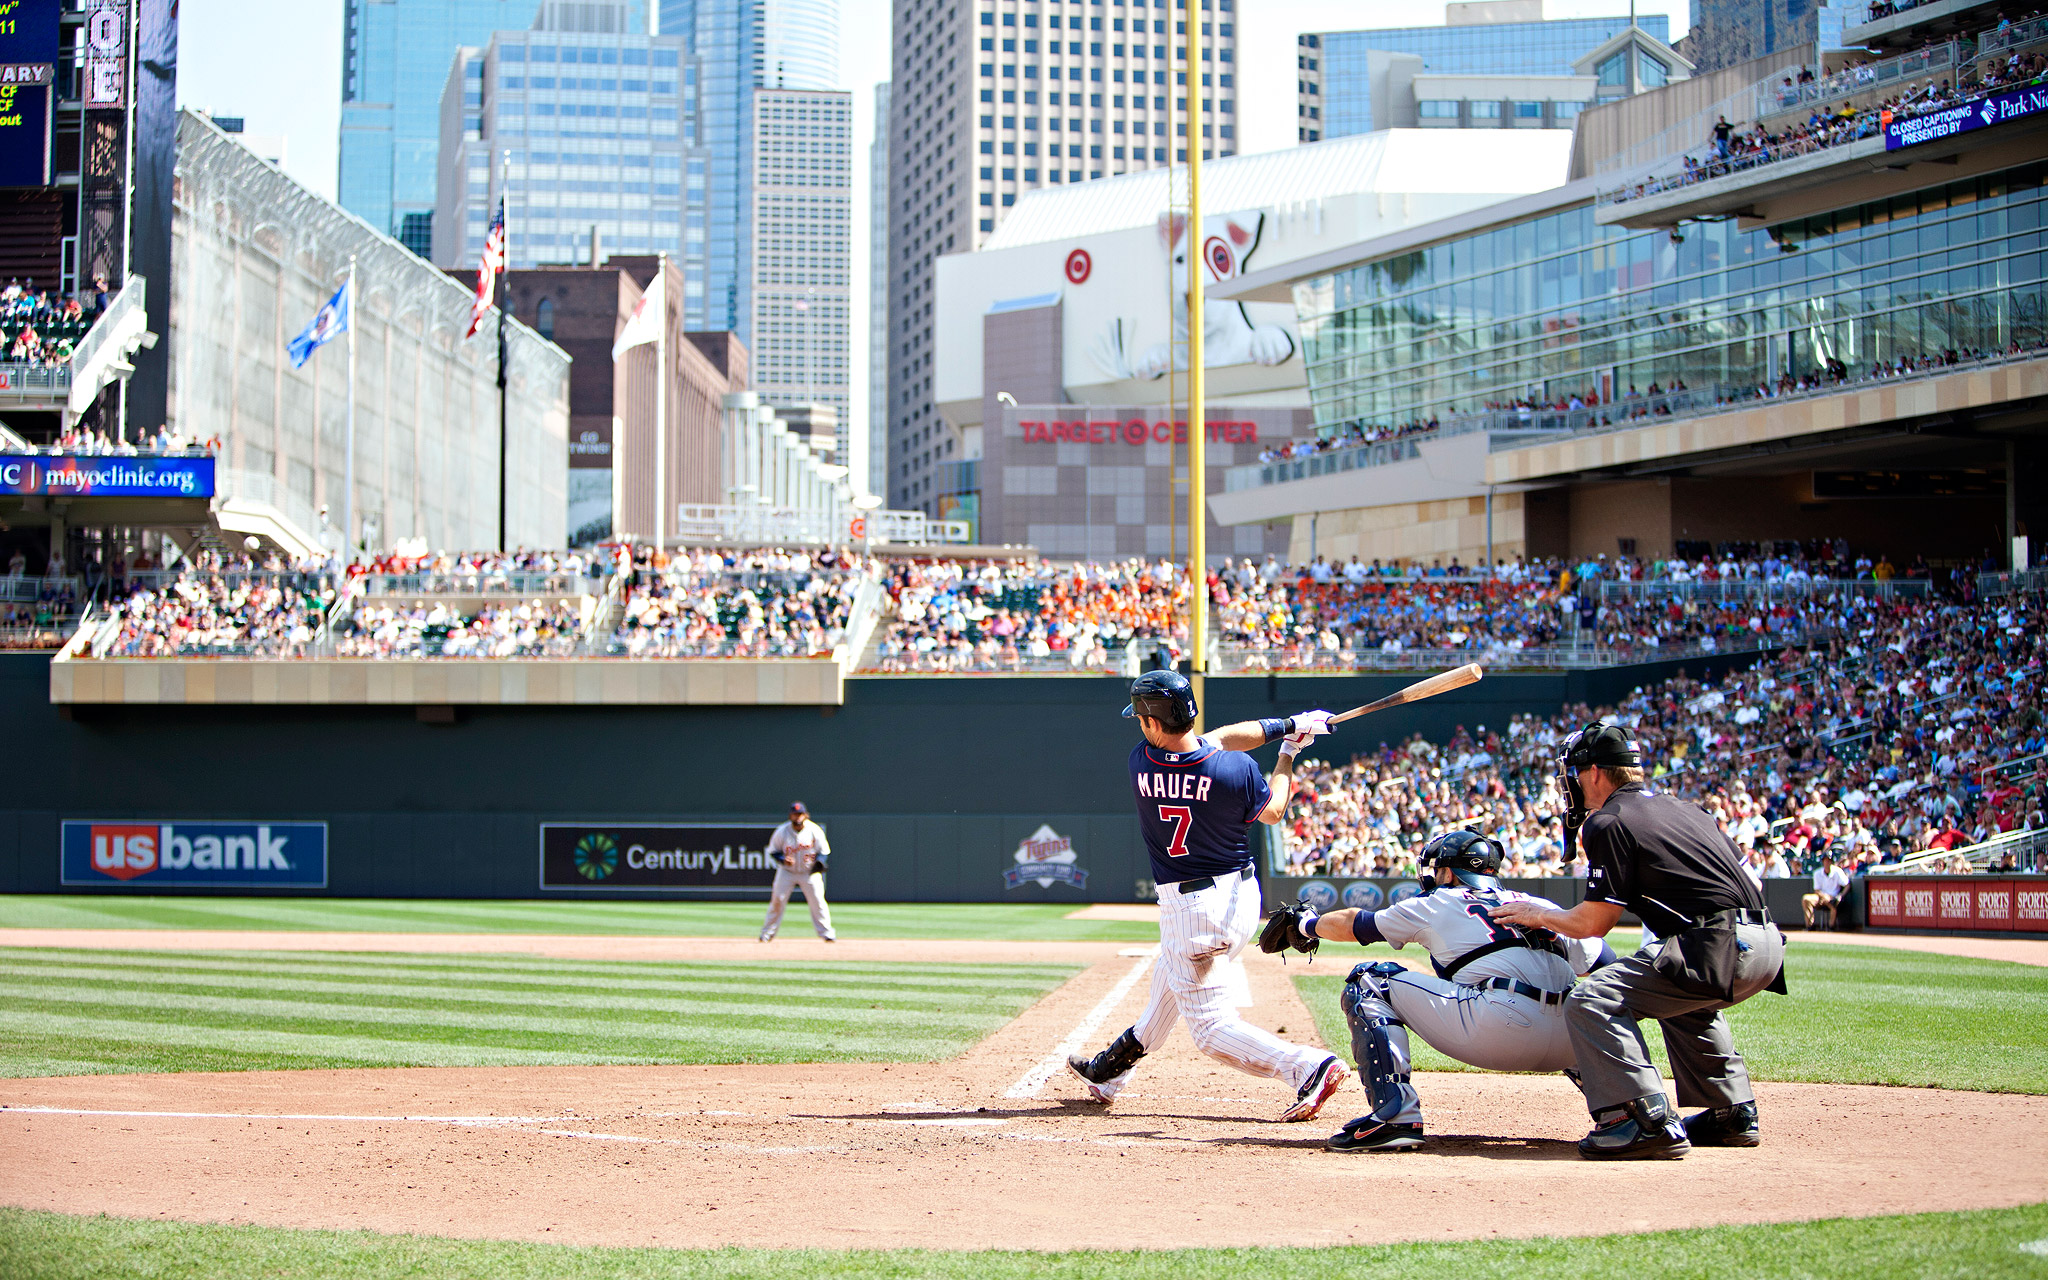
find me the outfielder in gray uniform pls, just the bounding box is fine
[1261,829,1618,1152]
[760,802,835,943]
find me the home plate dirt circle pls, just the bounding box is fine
[1,938,2043,1251]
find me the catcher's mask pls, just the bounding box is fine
[1418,828,1506,896]
[1555,721,1642,857]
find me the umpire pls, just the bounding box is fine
[1490,722,1785,1160]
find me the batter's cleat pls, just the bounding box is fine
[758,933,775,943]
[1281,1057,1350,1123]
[1328,1115,1424,1152]
[821,933,837,942]
[1065,1056,1120,1104]
[1682,1100,1759,1147]
[1578,1095,1691,1160]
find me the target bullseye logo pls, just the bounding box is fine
[1064,248,1092,284]
[574,833,619,880]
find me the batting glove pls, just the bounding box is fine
[1278,730,1315,760]
[1292,709,1336,738]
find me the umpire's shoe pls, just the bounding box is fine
[1683,1100,1760,1147]
[1328,1115,1424,1153]
[1280,1057,1350,1123]
[1579,1095,1691,1160]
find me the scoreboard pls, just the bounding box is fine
[0,0,60,188]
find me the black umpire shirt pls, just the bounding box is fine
[1582,783,1765,923]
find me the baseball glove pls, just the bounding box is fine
[1258,901,1321,956]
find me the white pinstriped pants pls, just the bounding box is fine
[1095,869,1329,1099]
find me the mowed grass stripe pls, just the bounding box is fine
[0,949,1078,1077]
[1,958,1066,1016]
[0,949,1075,993]
[5,980,1025,1040]
[0,897,1163,941]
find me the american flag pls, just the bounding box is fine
[465,199,506,340]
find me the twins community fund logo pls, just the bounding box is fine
[1004,825,1088,890]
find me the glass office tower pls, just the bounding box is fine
[658,0,838,337]
[1295,163,2048,433]
[1307,12,1667,138]
[343,0,649,253]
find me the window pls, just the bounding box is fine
[1470,100,1502,119]
[1596,51,1628,88]
[1419,100,1458,119]
[535,297,554,339]
[1637,53,1669,89]
[1554,100,1584,119]
[1514,101,1543,119]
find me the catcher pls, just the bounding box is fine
[1259,829,1618,1151]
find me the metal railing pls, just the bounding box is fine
[673,504,971,547]
[64,275,149,417]
[1866,826,2048,874]
[1979,568,2048,596]
[0,363,74,403]
[1598,578,1932,601]
[1756,38,1967,122]
[0,574,81,603]
[356,570,602,597]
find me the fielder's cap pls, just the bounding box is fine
[789,801,808,814]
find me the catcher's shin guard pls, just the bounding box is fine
[1342,964,1422,1127]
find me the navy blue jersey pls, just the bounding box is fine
[1128,734,1271,885]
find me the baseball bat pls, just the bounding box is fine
[1331,663,1484,725]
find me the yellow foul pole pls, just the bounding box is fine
[1185,0,1206,725]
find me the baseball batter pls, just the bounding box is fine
[1260,829,1620,1151]
[759,801,835,943]
[1067,670,1351,1123]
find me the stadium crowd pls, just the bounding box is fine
[0,279,96,370]
[1276,591,2045,880]
[335,598,586,658]
[608,544,871,658]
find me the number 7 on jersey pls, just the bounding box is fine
[1157,805,1193,858]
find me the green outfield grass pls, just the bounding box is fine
[3,1204,2046,1280]
[0,896,1161,941]
[0,949,1075,1077]
[1295,937,2048,1095]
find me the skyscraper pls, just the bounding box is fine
[432,5,701,272]
[1681,0,1855,74]
[342,0,648,255]
[749,87,854,445]
[1299,3,1666,141]
[887,0,1239,514]
[867,81,892,500]
[658,0,839,337]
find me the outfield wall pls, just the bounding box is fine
[0,651,1760,904]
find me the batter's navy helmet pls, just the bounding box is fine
[1123,669,1198,727]
[1419,828,1506,894]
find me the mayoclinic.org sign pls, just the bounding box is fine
[540,823,780,892]
[1886,86,2048,151]
[61,821,328,888]
[0,455,216,498]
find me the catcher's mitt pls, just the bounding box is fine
[1258,901,1321,956]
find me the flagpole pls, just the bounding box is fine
[655,253,667,552]
[345,254,358,563]
[496,148,510,552]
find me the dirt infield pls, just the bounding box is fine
[3,937,2046,1251]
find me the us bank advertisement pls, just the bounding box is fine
[62,820,329,888]
[540,823,781,892]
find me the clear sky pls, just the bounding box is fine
[175,0,1687,464]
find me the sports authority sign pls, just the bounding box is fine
[1005,824,1087,890]
[1864,876,2047,932]
[1886,86,2048,151]
[61,820,327,888]
[539,822,780,892]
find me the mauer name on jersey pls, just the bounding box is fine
[1135,773,1214,801]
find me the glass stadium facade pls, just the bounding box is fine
[1294,160,2048,433]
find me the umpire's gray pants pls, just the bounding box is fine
[1566,922,1784,1115]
